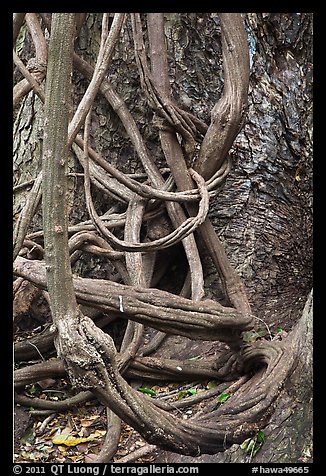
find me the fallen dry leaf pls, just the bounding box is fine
[52,434,94,447]
[80,415,101,427]
[85,453,99,463]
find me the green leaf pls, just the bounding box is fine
[257,430,266,443]
[217,392,230,403]
[240,438,251,451]
[246,438,256,452]
[177,390,188,400]
[240,437,257,455]
[27,384,41,396]
[252,446,261,457]
[177,388,197,400]
[137,387,157,397]
[251,438,264,457]
[277,327,283,333]
[187,388,197,396]
[240,431,266,457]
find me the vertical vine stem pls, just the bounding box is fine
[145,13,205,301]
[42,13,78,325]
[13,14,47,108]
[67,13,125,146]
[146,13,253,340]
[194,13,250,180]
[13,172,43,261]
[83,109,123,465]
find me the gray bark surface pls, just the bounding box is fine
[159,291,313,463]
[13,13,313,463]
[151,13,313,463]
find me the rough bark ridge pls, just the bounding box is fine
[13,13,312,463]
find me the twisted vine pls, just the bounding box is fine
[13,13,302,462]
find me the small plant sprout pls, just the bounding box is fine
[217,392,230,403]
[240,430,266,460]
[137,387,157,397]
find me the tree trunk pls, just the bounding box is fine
[156,13,313,463]
[159,290,313,463]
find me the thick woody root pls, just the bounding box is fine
[14,297,309,456]
[47,314,299,456]
[13,261,304,456]
[14,256,254,344]
[14,348,242,391]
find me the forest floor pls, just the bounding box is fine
[14,312,219,464]
[14,272,309,464]
[14,377,217,463]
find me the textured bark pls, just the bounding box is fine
[161,291,313,463]
[13,13,312,463]
[14,256,253,343]
[193,13,250,180]
[158,13,313,463]
[42,13,78,323]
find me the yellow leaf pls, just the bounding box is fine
[52,434,93,447]
[57,445,68,453]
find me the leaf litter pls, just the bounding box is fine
[15,378,223,463]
